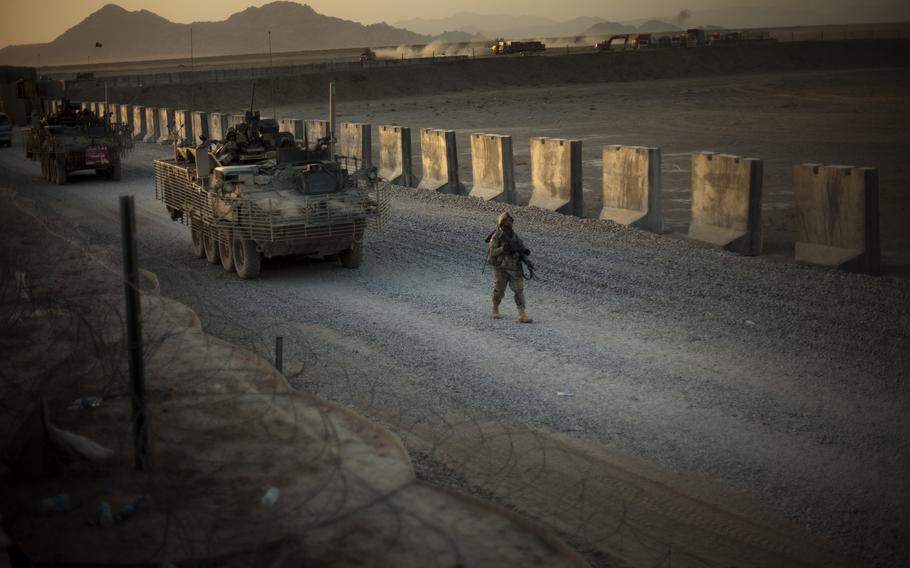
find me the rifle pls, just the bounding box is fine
[487,230,537,280]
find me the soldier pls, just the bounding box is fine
[487,212,532,323]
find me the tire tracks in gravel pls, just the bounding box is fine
[2,131,907,567]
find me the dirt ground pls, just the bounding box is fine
[1,130,907,567]
[7,48,910,567]
[278,65,910,276]
[77,48,910,276]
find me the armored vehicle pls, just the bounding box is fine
[25,100,132,185]
[153,97,388,280]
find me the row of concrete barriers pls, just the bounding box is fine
[375,125,880,275]
[59,99,880,275]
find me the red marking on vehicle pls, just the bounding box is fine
[85,145,110,166]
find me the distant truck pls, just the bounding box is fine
[491,40,546,55]
[24,99,132,185]
[360,48,377,62]
[686,29,707,47]
[595,34,652,51]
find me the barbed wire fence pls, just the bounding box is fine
[0,187,795,568]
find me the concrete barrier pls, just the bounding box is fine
[469,133,515,203]
[304,119,329,147]
[143,107,159,143]
[417,128,464,194]
[278,118,304,141]
[528,137,583,216]
[173,110,193,145]
[208,113,229,141]
[191,111,208,142]
[132,105,145,141]
[600,145,663,233]
[157,107,174,144]
[794,164,880,273]
[340,122,372,171]
[378,125,413,187]
[227,114,245,130]
[119,104,132,130]
[688,152,763,255]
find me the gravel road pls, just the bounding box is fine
[2,121,908,567]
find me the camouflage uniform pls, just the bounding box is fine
[487,213,532,322]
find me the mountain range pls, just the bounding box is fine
[394,12,611,39]
[0,2,430,67]
[2,1,908,67]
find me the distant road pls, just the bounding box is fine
[39,20,910,81]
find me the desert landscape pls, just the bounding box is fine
[2,1,909,567]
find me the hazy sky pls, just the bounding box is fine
[0,0,900,46]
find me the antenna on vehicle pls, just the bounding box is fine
[328,81,335,159]
[249,81,256,116]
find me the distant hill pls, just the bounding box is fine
[580,22,638,37]
[430,31,488,43]
[637,20,681,33]
[394,12,607,39]
[0,2,430,66]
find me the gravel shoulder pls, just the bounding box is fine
[1,92,908,567]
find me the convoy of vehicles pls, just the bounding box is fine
[596,28,773,52]
[491,39,546,55]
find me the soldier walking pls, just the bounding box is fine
[486,212,533,323]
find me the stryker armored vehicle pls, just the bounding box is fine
[25,99,132,185]
[152,86,388,280]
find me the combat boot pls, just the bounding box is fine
[490,302,501,319]
[517,307,533,323]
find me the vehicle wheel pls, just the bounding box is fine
[218,230,235,272]
[54,159,67,186]
[110,160,122,181]
[203,231,220,264]
[48,157,56,183]
[233,238,261,280]
[190,221,205,258]
[339,242,363,269]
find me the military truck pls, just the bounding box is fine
[25,99,132,185]
[360,48,377,62]
[491,40,546,55]
[152,87,388,280]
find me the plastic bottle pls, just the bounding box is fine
[113,497,144,524]
[68,397,103,410]
[98,501,113,528]
[35,493,76,513]
[261,487,280,507]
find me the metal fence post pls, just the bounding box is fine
[275,336,284,373]
[120,195,149,471]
